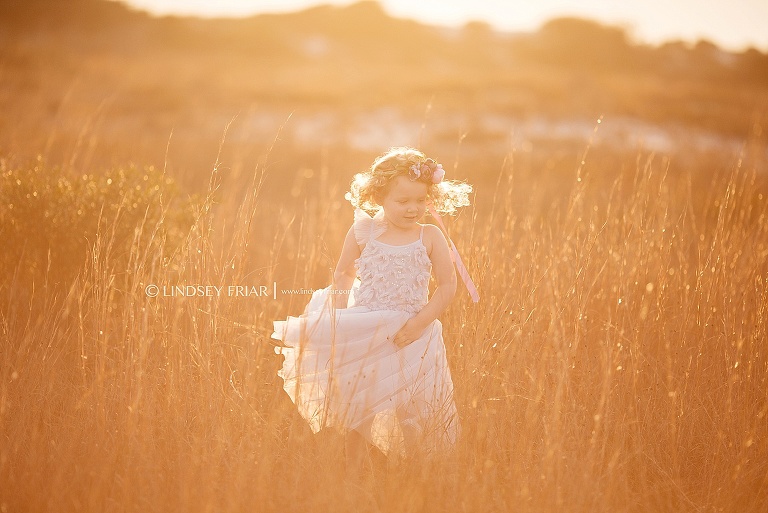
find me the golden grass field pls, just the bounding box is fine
[2,1,768,512]
[2,134,767,512]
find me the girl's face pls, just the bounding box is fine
[380,175,428,229]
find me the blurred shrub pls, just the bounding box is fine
[0,157,198,292]
[532,17,633,71]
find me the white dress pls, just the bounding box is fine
[271,207,460,458]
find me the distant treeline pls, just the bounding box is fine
[3,0,767,83]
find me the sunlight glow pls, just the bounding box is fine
[117,0,768,51]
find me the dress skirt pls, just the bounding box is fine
[271,279,460,458]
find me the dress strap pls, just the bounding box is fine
[419,225,424,241]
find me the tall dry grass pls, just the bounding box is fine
[1,136,767,513]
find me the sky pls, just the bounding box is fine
[118,0,768,52]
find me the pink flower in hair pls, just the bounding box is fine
[432,164,445,184]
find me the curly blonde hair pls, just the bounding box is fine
[344,147,472,215]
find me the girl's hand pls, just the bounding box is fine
[391,319,426,349]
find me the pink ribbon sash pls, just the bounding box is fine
[427,205,480,303]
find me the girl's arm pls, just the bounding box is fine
[392,224,457,348]
[332,224,361,308]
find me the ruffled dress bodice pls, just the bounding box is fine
[352,208,431,314]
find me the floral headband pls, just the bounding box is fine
[408,158,445,184]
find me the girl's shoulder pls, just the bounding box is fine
[419,223,447,256]
[420,222,446,241]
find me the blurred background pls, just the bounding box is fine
[2,2,768,512]
[2,0,767,192]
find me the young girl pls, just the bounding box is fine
[271,147,477,472]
